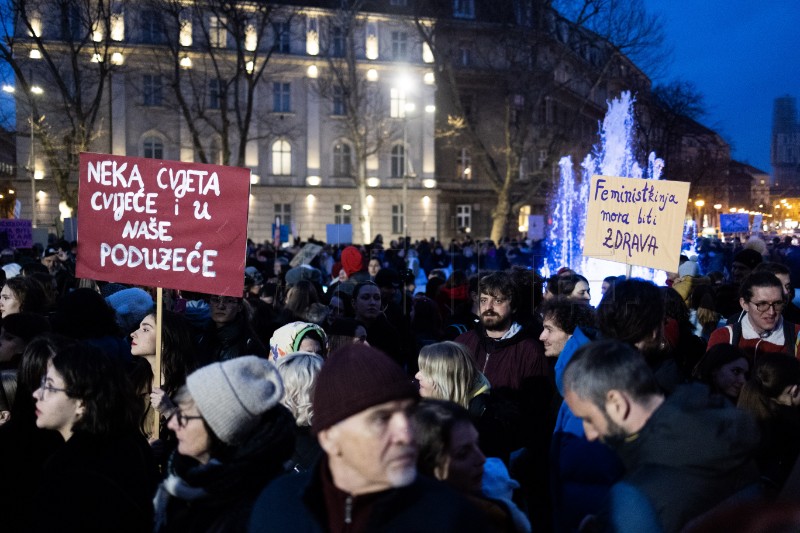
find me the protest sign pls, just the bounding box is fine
[0,219,32,248]
[583,175,690,272]
[720,213,749,233]
[76,153,251,297]
[326,224,353,245]
[290,243,323,267]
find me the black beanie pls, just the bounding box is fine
[312,344,418,434]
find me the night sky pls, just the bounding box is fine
[643,0,800,174]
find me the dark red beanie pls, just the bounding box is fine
[312,344,418,434]
[341,246,363,277]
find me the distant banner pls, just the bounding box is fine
[583,175,690,272]
[76,153,251,297]
[326,224,353,245]
[0,219,32,248]
[719,213,749,233]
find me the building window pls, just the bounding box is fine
[209,16,227,48]
[454,0,475,19]
[392,205,404,234]
[456,148,471,180]
[331,27,345,57]
[333,143,352,176]
[273,21,290,53]
[390,0,408,5]
[458,46,471,66]
[456,204,472,230]
[272,140,292,175]
[209,138,222,164]
[391,145,406,178]
[334,204,352,225]
[391,31,407,60]
[390,88,407,118]
[143,136,163,159]
[273,82,291,112]
[209,78,223,109]
[332,86,346,116]
[274,203,292,227]
[141,10,164,43]
[538,149,548,170]
[143,75,163,106]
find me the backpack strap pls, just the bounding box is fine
[729,322,742,347]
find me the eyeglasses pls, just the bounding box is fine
[209,296,240,306]
[38,376,70,398]
[168,409,204,428]
[749,300,786,313]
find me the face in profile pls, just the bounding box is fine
[435,420,485,494]
[320,398,417,494]
[0,285,20,319]
[167,398,212,464]
[130,314,157,357]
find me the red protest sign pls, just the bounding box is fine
[76,153,250,297]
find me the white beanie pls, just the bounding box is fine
[186,356,284,445]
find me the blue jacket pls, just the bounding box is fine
[550,327,624,532]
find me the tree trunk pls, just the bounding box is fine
[490,186,510,243]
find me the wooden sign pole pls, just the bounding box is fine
[152,287,163,438]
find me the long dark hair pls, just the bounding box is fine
[51,343,139,437]
[161,311,200,395]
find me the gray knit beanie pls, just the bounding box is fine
[186,356,284,445]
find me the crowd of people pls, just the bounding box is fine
[1,232,800,531]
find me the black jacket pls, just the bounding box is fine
[33,430,159,533]
[606,384,760,533]
[249,458,487,532]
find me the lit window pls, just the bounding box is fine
[274,203,292,227]
[390,88,407,118]
[272,140,292,175]
[209,16,227,48]
[244,24,257,51]
[456,204,472,229]
[334,204,352,225]
[392,205,404,234]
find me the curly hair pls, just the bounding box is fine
[274,352,324,427]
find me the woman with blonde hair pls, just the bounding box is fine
[416,341,489,409]
[274,352,324,472]
[416,341,520,459]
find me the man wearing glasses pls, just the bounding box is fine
[707,271,800,360]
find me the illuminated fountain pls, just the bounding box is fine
[545,91,667,303]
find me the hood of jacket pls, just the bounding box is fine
[614,383,760,474]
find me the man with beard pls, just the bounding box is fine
[249,344,485,532]
[455,272,551,530]
[551,278,668,532]
[562,340,759,532]
[455,272,547,391]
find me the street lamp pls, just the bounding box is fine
[3,82,43,226]
[695,199,705,230]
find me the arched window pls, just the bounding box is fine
[272,139,292,175]
[143,136,163,159]
[333,142,352,177]
[391,144,405,178]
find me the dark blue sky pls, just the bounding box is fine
[643,0,800,174]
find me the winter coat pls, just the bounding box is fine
[153,408,294,533]
[604,383,760,533]
[551,327,624,533]
[32,430,158,533]
[248,458,487,532]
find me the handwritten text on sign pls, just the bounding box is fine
[76,153,251,297]
[583,175,690,272]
